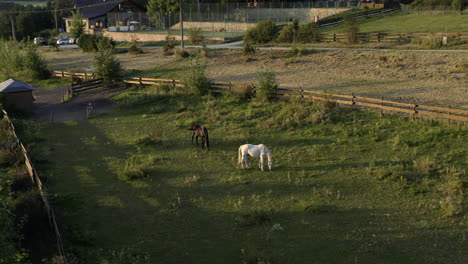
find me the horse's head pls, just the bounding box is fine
[188,124,201,130]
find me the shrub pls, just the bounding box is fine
[93,49,122,87]
[242,42,256,56]
[163,35,176,56]
[77,34,115,52]
[297,23,320,43]
[343,14,359,44]
[188,27,204,43]
[182,58,212,95]
[244,20,277,44]
[255,71,278,101]
[276,24,295,43]
[128,36,143,55]
[0,40,50,80]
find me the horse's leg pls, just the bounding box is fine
[191,133,194,144]
[259,155,264,171]
[201,136,205,149]
[196,136,199,145]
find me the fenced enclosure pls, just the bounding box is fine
[122,1,363,39]
[52,72,468,123]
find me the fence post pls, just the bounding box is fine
[172,79,176,89]
[300,88,304,101]
[85,72,88,81]
[413,100,418,121]
[377,32,380,43]
[352,93,355,106]
[333,33,336,42]
[61,71,64,77]
[139,77,142,89]
[380,96,384,117]
[448,105,451,125]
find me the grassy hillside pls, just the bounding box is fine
[321,11,468,33]
[19,89,467,263]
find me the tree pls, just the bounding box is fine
[147,0,179,31]
[451,0,464,14]
[94,49,122,87]
[69,11,85,38]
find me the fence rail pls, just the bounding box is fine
[318,32,468,43]
[52,72,467,123]
[1,110,66,263]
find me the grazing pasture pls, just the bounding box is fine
[19,90,467,263]
[41,48,468,108]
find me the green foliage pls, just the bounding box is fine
[276,24,295,43]
[244,20,277,44]
[162,35,176,56]
[128,36,143,55]
[255,71,278,102]
[411,0,453,7]
[175,48,190,58]
[297,23,321,43]
[451,0,464,11]
[93,49,122,87]
[343,14,360,44]
[0,40,50,80]
[188,27,204,44]
[0,4,54,41]
[119,154,157,181]
[147,0,179,29]
[182,58,212,95]
[69,11,85,39]
[77,34,115,53]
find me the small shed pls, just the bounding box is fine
[0,79,35,112]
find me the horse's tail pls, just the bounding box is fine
[203,127,209,150]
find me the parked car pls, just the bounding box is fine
[33,37,45,45]
[56,38,69,45]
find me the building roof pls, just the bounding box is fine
[0,79,35,93]
[76,0,125,19]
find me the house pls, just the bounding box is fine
[65,0,147,33]
[0,79,35,112]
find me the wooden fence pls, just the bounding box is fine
[318,32,468,43]
[1,110,66,263]
[52,72,468,123]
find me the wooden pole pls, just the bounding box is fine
[10,16,16,41]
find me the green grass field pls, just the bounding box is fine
[321,11,468,33]
[18,88,467,263]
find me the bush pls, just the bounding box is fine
[163,35,176,56]
[0,40,50,80]
[297,23,320,43]
[255,71,278,101]
[244,20,277,44]
[69,11,85,39]
[343,14,359,44]
[182,58,212,95]
[93,49,122,87]
[128,36,143,55]
[188,27,204,43]
[276,24,295,43]
[77,34,115,52]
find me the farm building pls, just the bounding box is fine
[65,0,147,33]
[0,79,35,112]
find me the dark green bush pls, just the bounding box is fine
[276,24,295,43]
[244,20,277,44]
[78,34,115,52]
[343,14,359,44]
[182,58,212,95]
[0,40,50,80]
[255,71,278,102]
[297,23,321,43]
[93,49,122,87]
[163,35,176,56]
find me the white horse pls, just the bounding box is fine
[238,144,273,171]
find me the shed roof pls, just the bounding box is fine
[0,79,35,94]
[77,0,125,19]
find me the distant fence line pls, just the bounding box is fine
[51,71,468,123]
[318,32,468,43]
[1,110,66,263]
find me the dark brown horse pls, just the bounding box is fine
[189,124,209,150]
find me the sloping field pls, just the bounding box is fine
[22,92,467,263]
[41,48,468,108]
[321,11,468,33]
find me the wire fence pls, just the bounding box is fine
[106,1,363,39]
